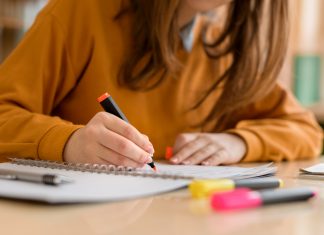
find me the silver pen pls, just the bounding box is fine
[0,169,73,186]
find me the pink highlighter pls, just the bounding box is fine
[210,188,316,211]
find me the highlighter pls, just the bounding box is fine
[97,92,157,171]
[190,178,283,198]
[210,187,316,211]
[165,147,173,160]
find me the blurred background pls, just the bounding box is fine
[0,0,323,125]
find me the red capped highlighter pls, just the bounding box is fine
[210,187,316,211]
[165,147,173,160]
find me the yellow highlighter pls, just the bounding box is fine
[189,178,284,199]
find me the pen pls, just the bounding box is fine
[0,169,73,186]
[190,178,283,198]
[210,187,316,211]
[97,92,157,171]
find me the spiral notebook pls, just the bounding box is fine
[0,158,276,204]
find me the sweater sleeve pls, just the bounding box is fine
[226,83,323,162]
[0,13,83,162]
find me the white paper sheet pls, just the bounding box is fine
[0,162,276,203]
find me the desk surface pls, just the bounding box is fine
[1,160,324,235]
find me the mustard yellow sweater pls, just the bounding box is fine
[0,0,322,163]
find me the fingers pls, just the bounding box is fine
[170,134,235,166]
[66,112,155,167]
[98,127,153,165]
[173,134,197,153]
[99,112,154,154]
[95,143,145,168]
[186,144,218,165]
[142,134,150,141]
[176,144,229,166]
[201,148,229,166]
[171,135,210,164]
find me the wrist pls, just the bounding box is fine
[216,133,247,162]
[63,128,82,162]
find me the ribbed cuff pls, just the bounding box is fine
[225,129,264,162]
[37,124,83,162]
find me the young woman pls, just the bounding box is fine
[0,0,322,167]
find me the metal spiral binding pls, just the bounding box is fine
[8,158,193,180]
[9,158,129,174]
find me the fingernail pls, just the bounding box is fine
[202,161,209,166]
[171,158,178,163]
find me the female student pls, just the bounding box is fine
[0,0,322,167]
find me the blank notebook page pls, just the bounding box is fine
[300,164,324,175]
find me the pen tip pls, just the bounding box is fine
[148,162,157,172]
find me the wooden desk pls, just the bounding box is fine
[0,160,323,235]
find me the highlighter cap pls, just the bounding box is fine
[189,179,235,199]
[165,147,173,160]
[210,188,262,211]
[97,93,110,103]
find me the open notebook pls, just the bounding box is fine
[0,158,276,203]
[299,163,324,180]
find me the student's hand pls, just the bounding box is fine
[170,133,247,166]
[63,112,154,167]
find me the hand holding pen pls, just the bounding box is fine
[97,93,157,171]
[63,95,155,169]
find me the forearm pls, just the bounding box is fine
[0,104,82,162]
[227,115,323,162]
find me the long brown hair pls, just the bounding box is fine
[117,0,289,130]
